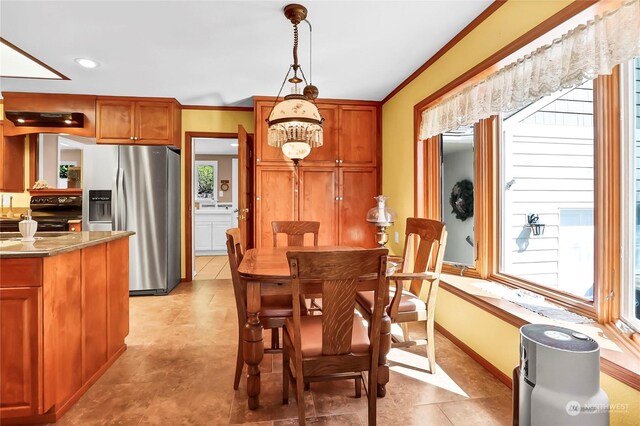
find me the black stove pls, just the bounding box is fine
[28,195,83,231]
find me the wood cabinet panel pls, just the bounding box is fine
[299,168,338,245]
[1,133,26,192]
[0,286,40,418]
[339,168,378,248]
[49,251,83,405]
[96,98,178,146]
[82,244,108,382]
[255,103,286,163]
[136,102,172,145]
[107,238,129,358]
[2,92,97,137]
[255,167,296,248]
[96,100,135,144]
[304,105,339,165]
[339,106,377,166]
[0,258,42,287]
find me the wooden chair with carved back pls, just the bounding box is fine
[226,228,304,390]
[283,248,389,426]
[356,218,447,373]
[272,221,320,247]
[272,220,322,314]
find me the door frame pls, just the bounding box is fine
[185,131,240,282]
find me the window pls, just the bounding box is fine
[441,126,475,267]
[499,81,595,300]
[195,160,218,203]
[621,57,640,330]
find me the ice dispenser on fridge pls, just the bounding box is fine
[88,190,112,230]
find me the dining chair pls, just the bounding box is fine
[356,218,447,374]
[272,220,322,314]
[283,248,389,426]
[272,221,320,247]
[226,228,306,390]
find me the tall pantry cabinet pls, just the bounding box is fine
[253,97,381,248]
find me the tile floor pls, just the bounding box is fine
[54,257,512,425]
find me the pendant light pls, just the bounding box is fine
[267,4,323,164]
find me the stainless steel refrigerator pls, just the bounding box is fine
[82,145,181,295]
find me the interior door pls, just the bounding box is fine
[238,125,254,248]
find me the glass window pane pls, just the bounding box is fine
[441,125,475,266]
[500,80,594,300]
[195,161,216,202]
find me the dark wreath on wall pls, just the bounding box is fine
[449,179,474,221]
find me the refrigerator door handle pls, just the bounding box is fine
[120,168,127,230]
[112,168,120,231]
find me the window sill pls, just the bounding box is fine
[439,273,640,391]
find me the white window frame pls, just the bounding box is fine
[620,60,640,332]
[194,160,218,204]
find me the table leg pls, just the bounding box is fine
[377,307,391,397]
[244,280,263,410]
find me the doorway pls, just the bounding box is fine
[192,137,238,279]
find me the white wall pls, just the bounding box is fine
[442,147,475,265]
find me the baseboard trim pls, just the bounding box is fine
[435,322,513,389]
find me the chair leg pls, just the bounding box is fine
[271,327,280,350]
[295,368,307,426]
[400,322,410,342]
[233,328,243,390]
[426,320,436,374]
[355,375,362,398]
[367,368,377,426]
[282,345,290,404]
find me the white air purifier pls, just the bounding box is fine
[518,324,609,426]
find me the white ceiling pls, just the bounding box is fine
[0,1,491,106]
[195,138,238,155]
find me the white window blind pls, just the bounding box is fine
[419,0,640,140]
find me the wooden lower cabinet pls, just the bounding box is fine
[0,287,40,418]
[339,168,378,248]
[255,167,297,248]
[254,165,378,248]
[0,238,130,424]
[299,167,338,245]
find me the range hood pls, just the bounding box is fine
[5,111,84,127]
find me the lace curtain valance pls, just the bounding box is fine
[419,0,640,140]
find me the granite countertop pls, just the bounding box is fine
[0,231,134,258]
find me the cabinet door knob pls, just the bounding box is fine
[130,136,134,140]
[339,159,343,163]
[256,197,260,201]
[335,197,339,201]
[335,159,339,163]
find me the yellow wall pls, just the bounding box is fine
[436,289,640,425]
[382,1,640,423]
[179,109,254,278]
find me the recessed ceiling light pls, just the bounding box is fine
[74,58,98,69]
[230,143,239,147]
[17,118,25,123]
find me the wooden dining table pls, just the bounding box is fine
[237,245,392,410]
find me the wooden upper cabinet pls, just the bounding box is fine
[339,105,378,166]
[96,98,180,147]
[304,105,339,166]
[96,100,135,143]
[0,123,26,192]
[255,103,286,163]
[136,102,172,144]
[254,98,378,167]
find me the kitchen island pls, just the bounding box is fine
[0,231,133,424]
